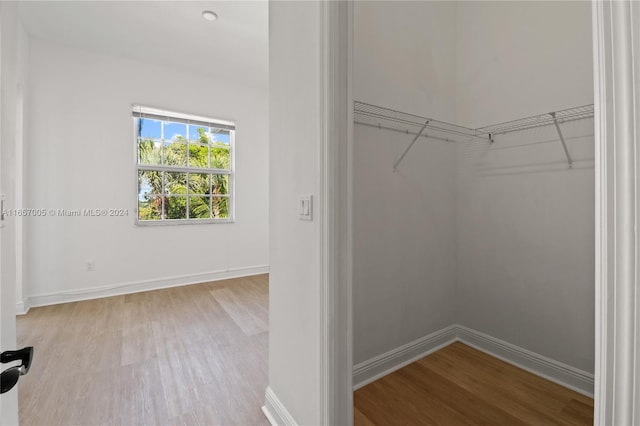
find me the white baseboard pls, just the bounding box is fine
[262,386,297,426]
[353,324,594,398]
[15,299,31,316]
[353,325,457,390]
[16,265,269,315]
[456,325,594,397]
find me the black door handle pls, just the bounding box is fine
[1,347,34,373]
[1,346,34,394]
[1,366,22,394]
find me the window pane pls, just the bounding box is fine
[134,108,235,223]
[188,145,209,168]
[138,199,161,220]
[189,125,209,143]
[136,118,162,139]
[211,175,229,195]
[164,141,187,166]
[188,173,209,194]
[210,128,230,145]
[138,170,162,198]
[163,122,186,141]
[165,172,186,195]
[189,196,210,219]
[210,146,230,170]
[211,197,229,219]
[165,196,187,219]
[137,139,162,165]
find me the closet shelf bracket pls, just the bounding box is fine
[393,120,429,172]
[550,112,573,168]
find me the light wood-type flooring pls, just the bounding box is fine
[355,342,594,426]
[16,274,269,426]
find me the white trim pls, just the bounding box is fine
[592,1,640,424]
[456,325,594,397]
[15,265,269,313]
[353,325,594,397]
[319,1,353,425]
[262,387,297,426]
[261,406,278,426]
[15,299,30,316]
[14,82,24,313]
[131,104,236,130]
[353,325,457,390]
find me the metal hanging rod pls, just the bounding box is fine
[355,121,458,144]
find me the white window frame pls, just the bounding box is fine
[132,105,236,225]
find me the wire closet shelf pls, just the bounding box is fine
[475,104,594,136]
[354,100,595,169]
[354,101,486,142]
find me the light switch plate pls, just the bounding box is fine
[299,195,312,221]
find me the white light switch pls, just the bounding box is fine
[299,195,312,221]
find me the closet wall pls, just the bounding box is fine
[354,0,595,383]
[455,1,594,373]
[353,1,458,366]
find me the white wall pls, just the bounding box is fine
[354,1,457,122]
[353,1,458,365]
[455,1,594,373]
[267,1,323,424]
[455,1,593,127]
[22,39,269,304]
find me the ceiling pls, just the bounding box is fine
[18,1,268,89]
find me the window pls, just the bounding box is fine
[133,106,235,224]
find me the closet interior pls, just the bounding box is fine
[352,0,595,422]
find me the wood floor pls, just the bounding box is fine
[16,274,269,426]
[354,342,594,426]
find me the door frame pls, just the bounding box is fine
[319,1,353,424]
[592,1,640,424]
[322,0,639,424]
[0,2,21,424]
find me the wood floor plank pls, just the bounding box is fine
[354,407,376,426]
[355,342,594,426]
[121,321,157,366]
[210,282,268,336]
[118,358,171,425]
[17,274,269,426]
[156,347,201,419]
[419,345,569,425]
[69,368,123,426]
[561,398,595,426]
[441,343,594,415]
[397,362,527,426]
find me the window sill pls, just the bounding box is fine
[135,218,235,226]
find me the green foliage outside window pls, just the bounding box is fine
[138,127,231,221]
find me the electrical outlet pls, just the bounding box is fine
[86,260,95,272]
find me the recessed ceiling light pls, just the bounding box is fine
[202,10,218,21]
